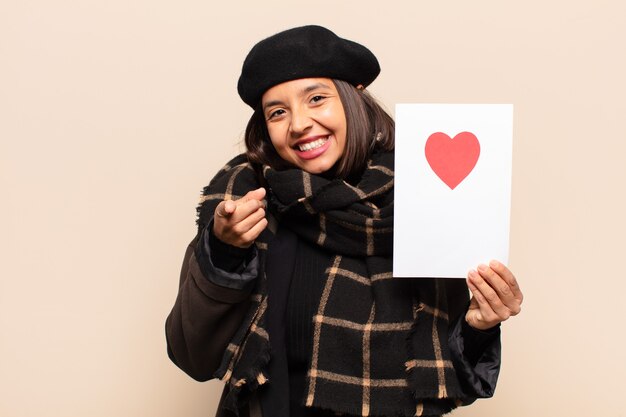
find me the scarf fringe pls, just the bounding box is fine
[220,351,271,415]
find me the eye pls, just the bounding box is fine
[310,95,326,104]
[267,108,286,120]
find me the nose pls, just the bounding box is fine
[289,107,313,136]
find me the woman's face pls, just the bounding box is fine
[261,78,347,175]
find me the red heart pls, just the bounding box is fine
[425,132,481,190]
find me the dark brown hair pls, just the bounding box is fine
[244,79,394,180]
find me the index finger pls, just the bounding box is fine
[489,260,523,302]
[229,198,265,223]
[234,187,266,208]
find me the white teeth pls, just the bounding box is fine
[298,137,328,151]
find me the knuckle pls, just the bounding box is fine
[245,200,257,211]
[485,293,499,303]
[483,311,497,322]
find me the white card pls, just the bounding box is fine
[393,104,513,278]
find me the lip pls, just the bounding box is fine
[293,135,332,160]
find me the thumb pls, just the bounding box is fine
[216,200,236,218]
[223,200,237,215]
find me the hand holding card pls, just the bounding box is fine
[465,260,523,330]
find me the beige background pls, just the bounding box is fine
[1,0,625,416]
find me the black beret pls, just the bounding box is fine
[237,25,380,108]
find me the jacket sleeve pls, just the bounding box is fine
[166,154,264,381]
[165,235,256,381]
[444,279,502,399]
[196,221,259,290]
[448,315,501,399]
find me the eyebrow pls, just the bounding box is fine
[302,82,332,93]
[263,82,332,110]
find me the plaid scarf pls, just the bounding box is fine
[197,152,469,417]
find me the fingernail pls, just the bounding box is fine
[489,260,499,268]
[477,264,488,272]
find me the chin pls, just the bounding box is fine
[302,161,336,175]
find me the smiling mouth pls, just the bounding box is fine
[296,137,329,152]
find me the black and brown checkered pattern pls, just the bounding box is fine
[198,153,467,416]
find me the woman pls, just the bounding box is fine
[166,25,523,417]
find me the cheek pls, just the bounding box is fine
[266,128,293,161]
[336,117,347,150]
[328,106,347,143]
